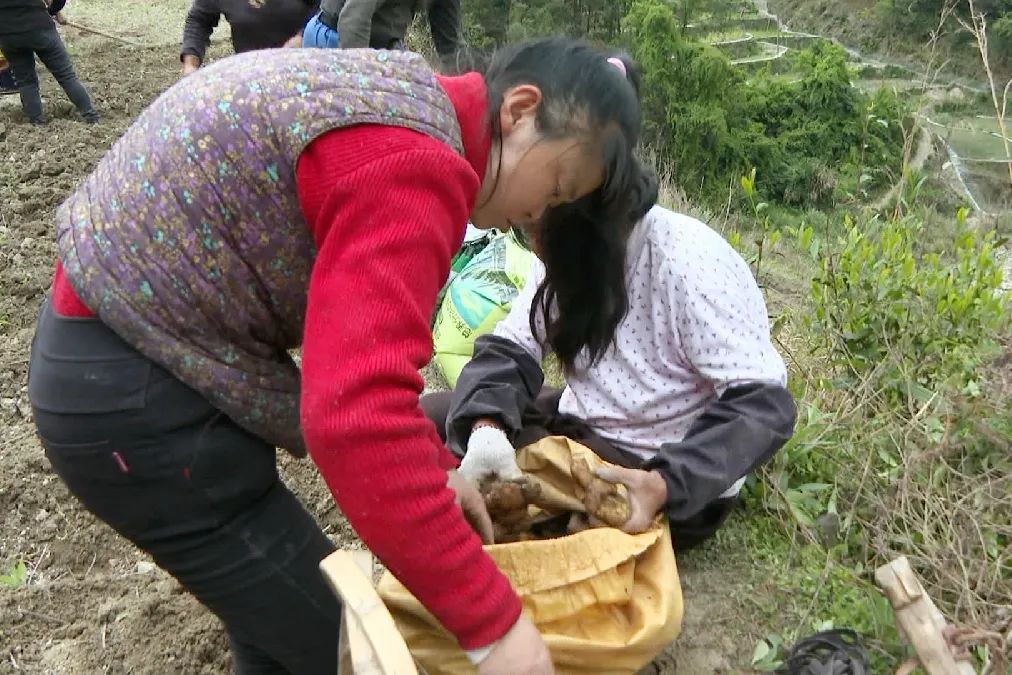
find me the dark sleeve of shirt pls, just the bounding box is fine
[337,0,380,48]
[180,0,220,62]
[645,382,797,521]
[450,334,796,524]
[48,0,67,16]
[444,334,544,455]
[427,0,462,58]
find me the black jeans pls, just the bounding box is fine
[421,390,736,550]
[0,26,95,122]
[28,302,340,674]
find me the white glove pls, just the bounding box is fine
[465,643,495,665]
[458,425,522,484]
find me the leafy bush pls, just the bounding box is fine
[622,0,749,197]
[731,198,1012,670]
[622,0,906,208]
[807,208,1007,405]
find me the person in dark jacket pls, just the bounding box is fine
[179,0,319,76]
[0,0,97,124]
[422,203,798,550]
[302,0,463,70]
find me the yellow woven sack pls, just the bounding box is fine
[377,436,683,674]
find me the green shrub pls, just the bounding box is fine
[807,210,1007,403]
[623,0,906,208]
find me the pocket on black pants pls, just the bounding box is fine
[28,304,152,428]
[41,437,192,537]
[29,355,152,416]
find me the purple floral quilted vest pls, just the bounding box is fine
[56,48,464,453]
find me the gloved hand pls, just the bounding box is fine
[458,425,522,485]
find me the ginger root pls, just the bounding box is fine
[481,479,531,515]
[480,478,537,542]
[571,458,631,528]
[480,459,632,542]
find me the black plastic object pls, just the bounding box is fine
[777,629,870,675]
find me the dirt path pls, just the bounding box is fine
[871,118,934,212]
[998,247,1012,292]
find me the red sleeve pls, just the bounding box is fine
[51,261,96,317]
[296,128,520,649]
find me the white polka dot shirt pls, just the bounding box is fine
[494,206,788,496]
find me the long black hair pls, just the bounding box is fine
[531,163,658,370]
[451,39,651,370]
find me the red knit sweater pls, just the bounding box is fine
[51,73,522,650]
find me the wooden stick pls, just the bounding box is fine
[874,557,976,675]
[337,552,371,675]
[63,20,144,47]
[320,550,417,675]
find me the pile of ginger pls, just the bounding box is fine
[479,458,632,543]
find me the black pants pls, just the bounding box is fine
[421,390,736,550]
[0,26,95,122]
[28,302,340,674]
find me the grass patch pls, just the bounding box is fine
[0,560,28,588]
[686,176,1010,670]
[945,126,1011,161]
[64,0,230,46]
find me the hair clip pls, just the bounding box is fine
[606,57,627,79]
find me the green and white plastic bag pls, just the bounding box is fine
[433,230,534,387]
[433,223,494,325]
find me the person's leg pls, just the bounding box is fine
[31,26,96,121]
[667,497,737,551]
[420,387,567,451]
[510,387,562,449]
[419,391,453,443]
[514,388,644,468]
[29,303,340,674]
[424,385,639,465]
[0,36,44,123]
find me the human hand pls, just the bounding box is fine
[283,32,303,48]
[446,469,495,544]
[477,615,554,675]
[180,54,200,76]
[592,466,668,534]
[54,11,68,25]
[458,423,521,485]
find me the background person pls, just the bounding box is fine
[303,0,463,71]
[180,0,319,76]
[0,0,97,124]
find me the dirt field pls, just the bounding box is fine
[0,4,761,673]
